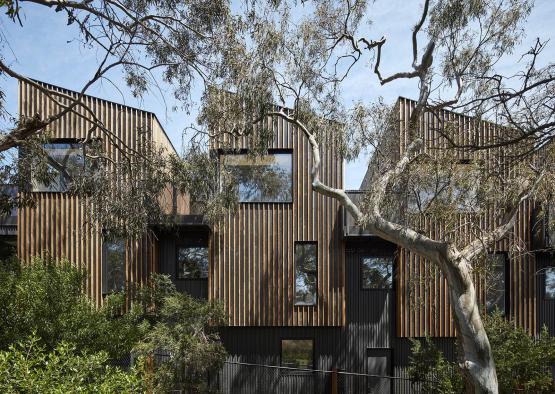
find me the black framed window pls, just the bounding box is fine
[32,143,85,192]
[102,239,125,294]
[545,267,555,300]
[485,253,507,314]
[361,256,394,289]
[222,152,292,202]
[281,339,314,369]
[294,242,317,305]
[177,245,208,279]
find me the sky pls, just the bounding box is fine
[0,0,553,189]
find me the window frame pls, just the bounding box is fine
[543,266,555,301]
[406,159,482,214]
[360,254,395,291]
[102,238,126,295]
[175,243,209,280]
[280,338,315,372]
[484,252,509,315]
[294,241,318,306]
[30,139,87,193]
[219,148,294,204]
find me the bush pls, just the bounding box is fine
[134,274,227,392]
[0,258,228,392]
[408,312,555,394]
[485,311,555,393]
[0,334,144,393]
[0,257,145,359]
[408,336,464,394]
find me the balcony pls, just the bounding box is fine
[343,190,373,237]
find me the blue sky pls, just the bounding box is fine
[0,0,553,189]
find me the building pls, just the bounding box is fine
[13,81,555,393]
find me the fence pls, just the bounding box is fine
[214,361,425,394]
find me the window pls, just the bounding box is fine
[102,239,125,294]
[32,143,85,192]
[223,152,292,202]
[177,246,208,279]
[367,348,392,394]
[407,162,479,213]
[485,254,507,314]
[294,242,317,305]
[545,267,555,300]
[281,339,314,369]
[361,256,394,289]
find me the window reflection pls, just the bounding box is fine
[177,246,208,279]
[32,143,85,192]
[485,254,506,314]
[361,256,393,289]
[545,267,555,300]
[281,339,313,369]
[223,153,292,202]
[295,243,317,305]
[103,239,125,293]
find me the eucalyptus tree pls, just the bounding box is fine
[0,0,239,236]
[198,1,555,393]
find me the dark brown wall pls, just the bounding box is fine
[396,98,537,336]
[210,115,344,326]
[17,80,175,302]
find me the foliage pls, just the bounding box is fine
[0,334,144,393]
[133,274,227,393]
[408,336,464,394]
[409,314,555,394]
[0,257,145,359]
[484,311,555,393]
[0,259,228,392]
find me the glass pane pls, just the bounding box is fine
[223,153,292,202]
[177,246,208,279]
[545,267,555,300]
[105,240,125,293]
[295,243,317,305]
[485,254,506,314]
[361,257,393,289]
[281,339,313,369]
[367,355,390,394]
[33,143,84,192]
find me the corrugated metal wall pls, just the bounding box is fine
[158,229,209,299]
[17,80,175,302]
[210,115,344,327]
[396,98,537,336]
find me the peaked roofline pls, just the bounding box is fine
[27,79,178,155]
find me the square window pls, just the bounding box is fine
[281,339,314,369]
[102,239,125,294]
[32,143,85,192]
[545,267,555,300]
[222,152,292,203]
[177,246,208,279]
[294,242,317,305]
[361,256,393,289]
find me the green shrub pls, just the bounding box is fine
[408,312,555,394]
[0,256,145,359]
[134,274,227,392]
[0,334,144,393]
[485,310,555,393]
[408,336,464,394]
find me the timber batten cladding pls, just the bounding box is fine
[395,97,537,337]
[17,80,176,302]
[210,115,345,326]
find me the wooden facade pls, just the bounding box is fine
[209,116,345,327]
[393,97,537,337]
[17,80,176,302]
